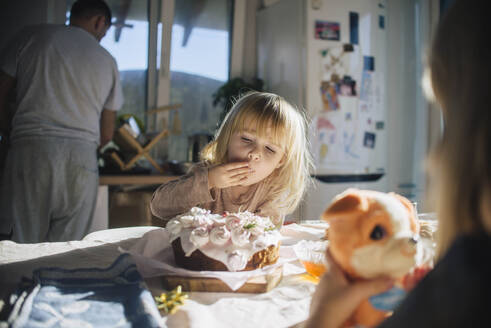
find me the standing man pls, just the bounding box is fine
[0,0,123,242]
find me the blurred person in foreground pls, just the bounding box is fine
[306,0,491,327]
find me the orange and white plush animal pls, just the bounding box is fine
[322,189,423,328]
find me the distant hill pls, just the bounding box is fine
[118,69,225,161]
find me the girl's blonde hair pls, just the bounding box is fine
[428,0,491,256]
[201,91,313,214]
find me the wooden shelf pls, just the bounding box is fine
[112,125,169,174]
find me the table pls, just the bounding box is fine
[0,223,326,327]
[91,175,180,232]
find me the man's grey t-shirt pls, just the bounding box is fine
[1,24,123,145]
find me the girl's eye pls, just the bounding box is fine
[265,146,276,154]
[241,137,252,143]
[369,225,386,240]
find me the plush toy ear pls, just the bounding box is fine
[322,189,368,222]
[389,192,420,233]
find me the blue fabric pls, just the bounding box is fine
[5,254,163,327]
[369,286,406,311]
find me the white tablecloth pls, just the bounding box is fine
[0,222,329,328]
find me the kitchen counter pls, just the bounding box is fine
[92,175,181,232]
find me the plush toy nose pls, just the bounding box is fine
[408,236,419,244]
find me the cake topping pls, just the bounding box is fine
[231,228,251,247]
[166,219,182,235]
[168,207,281,271]
[179,215,195,228]
[225,215,242,231]
[228,250,248,271]
[252,237,267,250]
[209,226,231,246]
[179,207,219,228]
[190,227,210,248]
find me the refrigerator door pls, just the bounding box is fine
[258,0,389,221]
[257,0,306,107]
[300,175,387,221]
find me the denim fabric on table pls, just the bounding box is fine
[5,254,163,328]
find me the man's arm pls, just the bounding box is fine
[99,109,116,147]
[0,70,15,136]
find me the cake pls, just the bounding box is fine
[166,207,281,272]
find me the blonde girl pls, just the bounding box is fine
[150,92,313,227]
[306,1,491,327]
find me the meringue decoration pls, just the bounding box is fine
[212,216,226,225]
[231,228,251,247]
[209,226,231,246]
[225,215,242,231]
[192,215,212,228]
[179,215,194,228]
[166,219,182,236]
[171,207,281,271]
[190,226,210,247]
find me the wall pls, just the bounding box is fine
[0,0,66,52]
[241,0,261,81]
[385,0,439,211]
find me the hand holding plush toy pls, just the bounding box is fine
[322,189,427,328]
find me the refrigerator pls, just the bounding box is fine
[257,0,388,221]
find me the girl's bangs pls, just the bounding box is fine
[233,105,288,148]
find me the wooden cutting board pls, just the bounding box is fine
[161,266,283,293]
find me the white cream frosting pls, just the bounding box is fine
[190,226,210,248]
[231,228,251,247]
[228,250,248,271]
[166,219,182,235]
[209,226,231,246]
[225,215,242,231]
[167,207,281,271]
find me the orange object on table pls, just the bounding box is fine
[301,261,327,278]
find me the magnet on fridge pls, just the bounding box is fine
[364,56,375,71]
[315,21,340,41]
[376,121,385,130]
[349,12,359,45]
[345,113,352,121]
[339,75,357,96]
[320,81,340,111]
[379,15,385,29]
[363,132,376,148]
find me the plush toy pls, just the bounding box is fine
[322,189,424,328]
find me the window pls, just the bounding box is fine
[167,0,233,161]
[66,0,155,129]
[66,0,234,164]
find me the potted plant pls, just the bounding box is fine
[212,77,264,125]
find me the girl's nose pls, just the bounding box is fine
[248,151,260,161]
